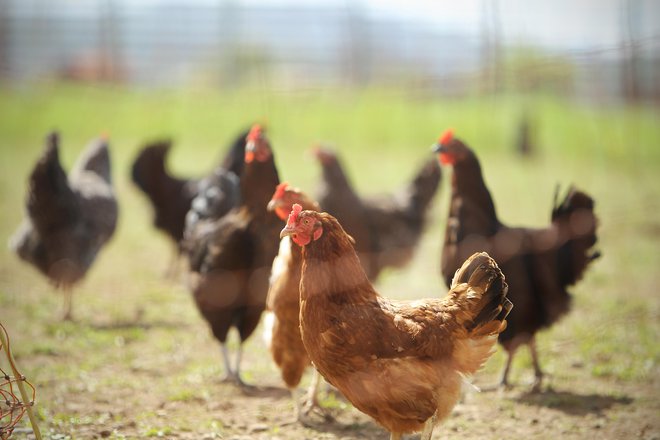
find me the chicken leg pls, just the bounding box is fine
[529,337,543,392]
[420,411,438,440]
[300,368,322,415]
[61,287,73,321]
[233,343,247,387]
[220,344,235,382]
[499,346,516,389]
[219,342,248,386]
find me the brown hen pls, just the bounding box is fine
[263,183,324,420]
[281,205,511,439]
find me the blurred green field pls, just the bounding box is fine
[0,83,659,439]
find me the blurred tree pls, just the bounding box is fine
[621,0,641,102]
[224,43,273,87]
[503,46,575,95]
[480,0,503,94]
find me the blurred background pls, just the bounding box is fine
[1,0,658,101]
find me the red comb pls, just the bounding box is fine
[247,124,263,142]
[273,182,289,200]
[439,129,454,145]
[286,204,303,228]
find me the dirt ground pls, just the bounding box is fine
[2,262,658,440]
[2,147,659,440]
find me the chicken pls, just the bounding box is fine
[263,183,323,420]
[185,124,281,386]
[184,127,251,231]
[9,132,118,320]
[280,204,512,440]
[130,129,247,273]
[433,129,600,390]
[314,147,441,281]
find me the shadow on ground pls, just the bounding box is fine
[515,388,633,416]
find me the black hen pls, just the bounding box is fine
[9,132,118,320]
[433,129,600,390]
[131,139,198,251]
[184,125,281,385]
[130,129,248,271]
[314,146,441,281]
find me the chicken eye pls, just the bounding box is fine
[303,219,310,225]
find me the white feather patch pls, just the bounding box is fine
[262,311,275,348]
[269,236,291,286]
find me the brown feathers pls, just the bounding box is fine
[286,209,510,436]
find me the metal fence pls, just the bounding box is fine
[0,0,658,103]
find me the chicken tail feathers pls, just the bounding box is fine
[27,132,78,232]
[130,140,172,195]
[450,252,512,334]
[449,252,512,375]
[404,158,442,221]
[72,136,113,184]
[551,186,600,286]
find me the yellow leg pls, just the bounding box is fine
[301,368,322,414]
[421,411,438,440]
[62,288,73,321]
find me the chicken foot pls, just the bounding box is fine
[219,344,247,387]
[292,370,334,424]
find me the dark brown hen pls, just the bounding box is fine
[433,129,600,390]
[314,147,441,281]
[130,129,248,269]
[184,125,281,385]
[10,132,118,320]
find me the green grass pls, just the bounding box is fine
[0,83,659,438]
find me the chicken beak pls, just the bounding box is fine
[266,199,277,212]
[431,143,444,154]
[245,141,256,163]
[279,225,295,239]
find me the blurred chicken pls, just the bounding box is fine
[263,183,323,420]
[9,132,118,320]
[281,204,512,439]
[313,147,441,281]
[433,129,600,390]
[131,129,247,273]
[184,125,281,385]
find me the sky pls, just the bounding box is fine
[14,0,660,54]
[238,0,660,50]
